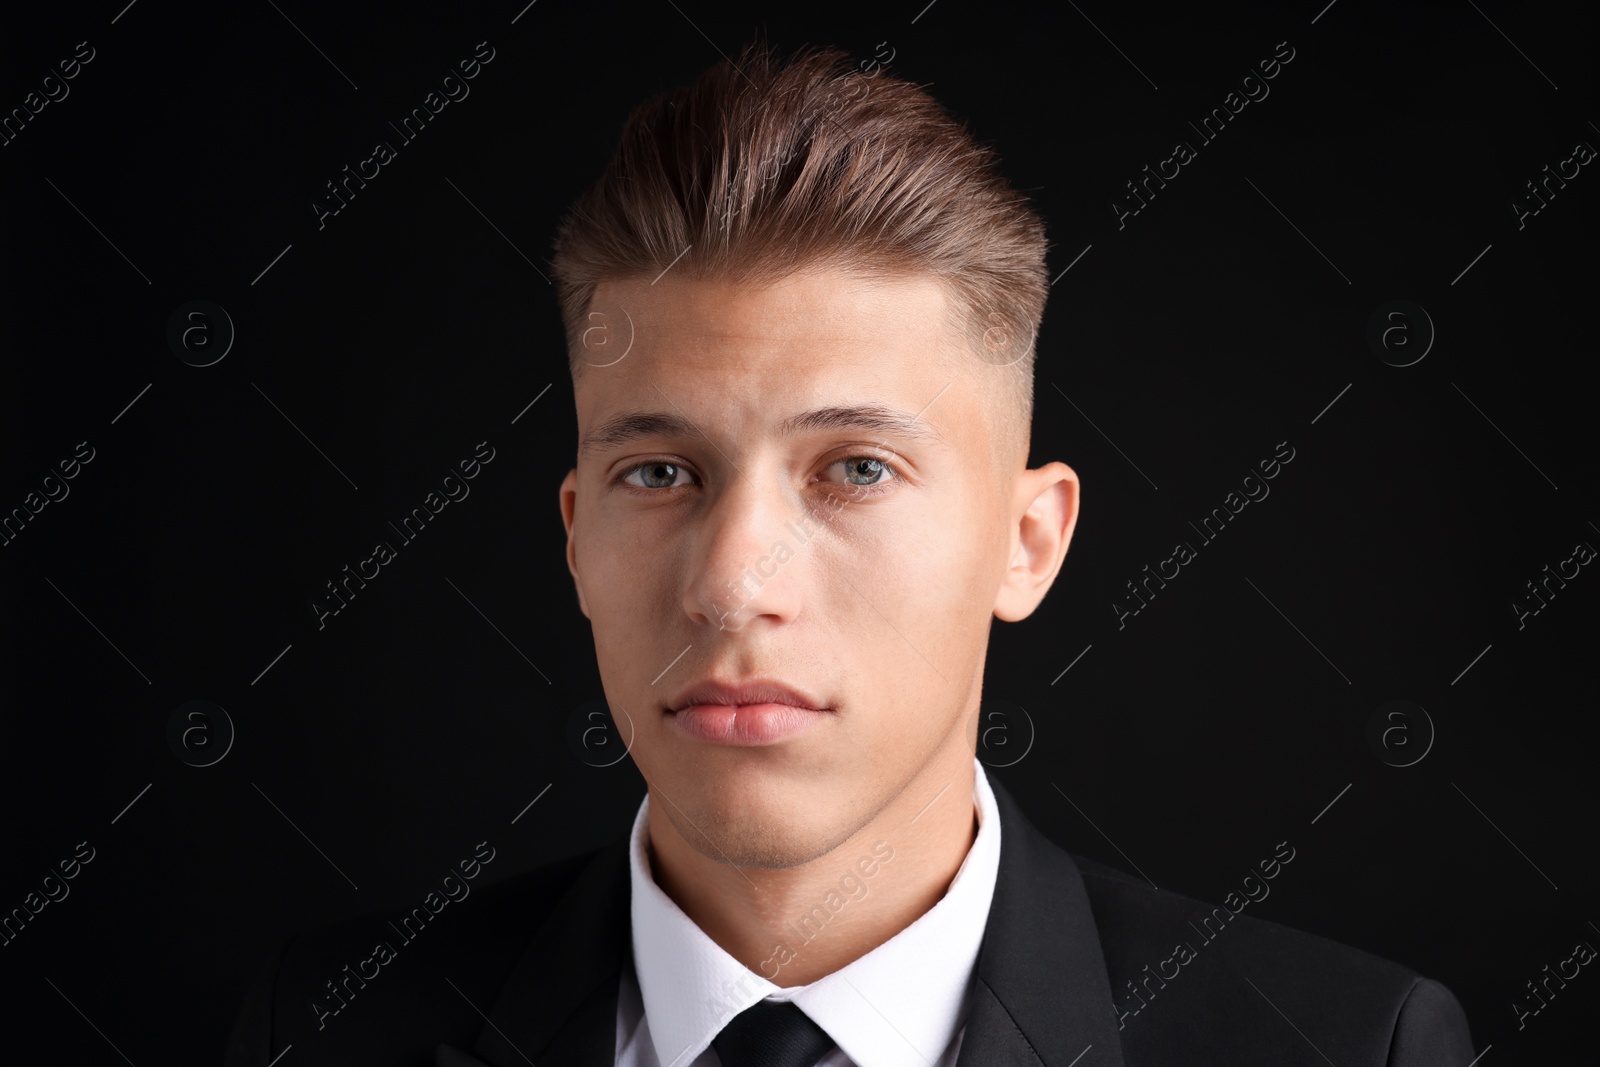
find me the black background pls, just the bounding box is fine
[2,0,1595,1062]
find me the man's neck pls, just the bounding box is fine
[645,754,980,988]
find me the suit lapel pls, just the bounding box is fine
[437,835,633,1067]
[955,776,1128,1067]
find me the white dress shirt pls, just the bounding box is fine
[613,757,1002,1067]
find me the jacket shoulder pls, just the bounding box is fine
[1068,852,1474,1066]
[223,841,615,1067]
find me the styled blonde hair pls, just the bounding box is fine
[549,35,1049,465]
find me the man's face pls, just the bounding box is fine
[559,267,1031,869]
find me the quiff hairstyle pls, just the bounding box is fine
[548,36,1050,469]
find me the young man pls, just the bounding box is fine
[227,39,1474,1067]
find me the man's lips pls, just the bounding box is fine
[667,677,828,713]
[667,702,832,746]
[664,677,832,745]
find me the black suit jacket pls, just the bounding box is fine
[224,776,1475,1066]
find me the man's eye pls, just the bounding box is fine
[617,456,900,493]
[621,462,689,490]
[825,456,898,488]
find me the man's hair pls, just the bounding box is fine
[549,36,1049,468]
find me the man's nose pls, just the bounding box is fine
[682,474,807,632]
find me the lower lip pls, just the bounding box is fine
[669,703,831,745]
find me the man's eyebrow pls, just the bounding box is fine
[578,404,947,458]
[579,411,695,458]
[779,404,947,448]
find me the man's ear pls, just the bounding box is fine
[558,468,590,619]
[994,462,1080,622]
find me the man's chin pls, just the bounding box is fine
[654,776,850,870]
[685,827,846,872]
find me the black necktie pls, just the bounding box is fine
[712,998,837,1067]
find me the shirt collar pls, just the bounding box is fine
[627,757,1002,1067]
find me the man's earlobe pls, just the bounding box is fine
[993,462,1079,623]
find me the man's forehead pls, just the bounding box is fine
[580,273,964,396]
[573,270,983,457]
[575,400,956,461]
